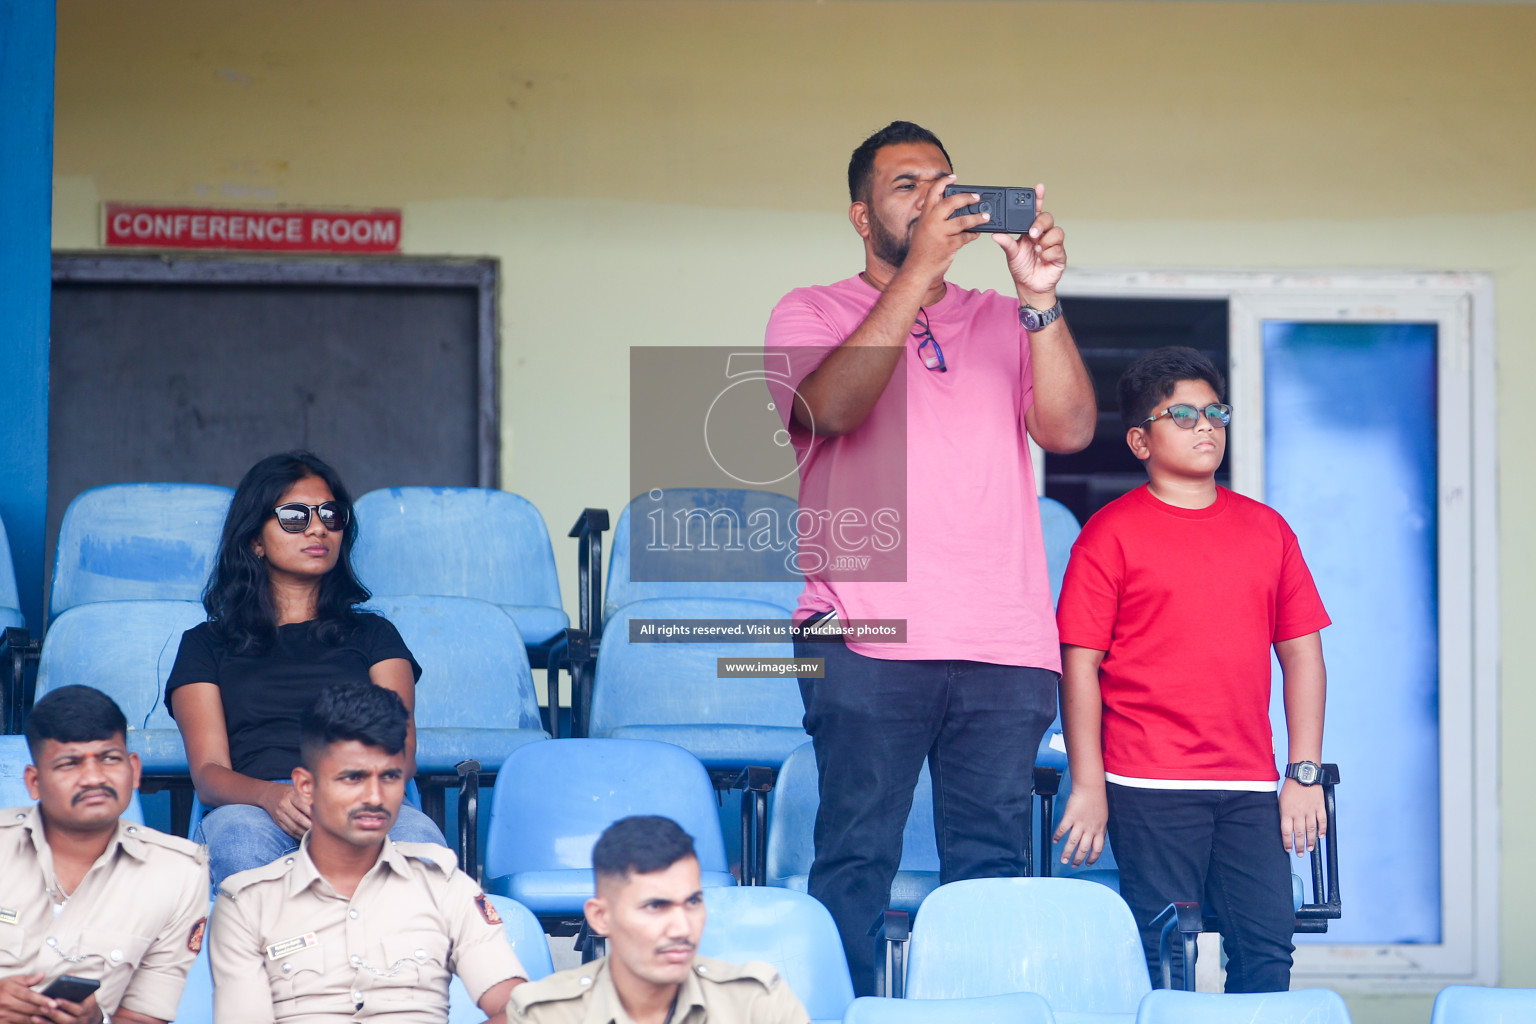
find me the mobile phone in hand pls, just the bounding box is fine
[944,185,1037,234]
[41,975,101,1003]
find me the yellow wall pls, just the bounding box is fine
[51,2,1536,1017]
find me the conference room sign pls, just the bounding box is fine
[102,203,403,254]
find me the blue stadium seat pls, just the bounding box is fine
[352,487,569,653]
[448,894,554,1022]
[766,742,939,915]
[902,878,1150,1017]
[361,595,549,872]
[1136,989,1353,1023]
[172,911,215,1024]
[483,739,735,919]
[0,735,147,825]
[1039,494,1081,607]
[1430,985,1536,1023]
[590,598,808,771]
[604,489,803,624]
[34,601,208,775]
[843,994,1057,1024]
[698,886,855,1024]
[0,514,24,632]
[49,484,233,618]
[361,596,548,775]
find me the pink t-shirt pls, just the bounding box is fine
[764,274,1060,671]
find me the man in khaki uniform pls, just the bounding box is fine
[0,685,209,1024]
[509,817,809,1024]
[210,681,525,1022]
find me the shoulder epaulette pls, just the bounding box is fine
[693,956,778,990]
[394,841,458,874]
[511,964,606,1009]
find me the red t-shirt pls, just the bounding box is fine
[1055,485,1330,782]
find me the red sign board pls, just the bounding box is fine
[103,203,402,253]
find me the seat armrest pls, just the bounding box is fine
[456,759,482,883]
[1032,767,1061,878]
[568,508,611,641]
[731,766,776,885]
[869,908,910,998]
[1295,764,1342,932]
[1152,901,1202,991]
[2,627,41,734]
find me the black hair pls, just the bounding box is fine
[847,121,954,205]
[592,815,697,881]
[204,451,369,655]
[1117,346,1228,432]
[299,681,407,769]
[25,685,128,761]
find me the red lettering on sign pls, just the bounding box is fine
[103,204,402,253]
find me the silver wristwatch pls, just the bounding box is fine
[1019,300,1063,332]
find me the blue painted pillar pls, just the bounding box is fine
[0,1,55,631]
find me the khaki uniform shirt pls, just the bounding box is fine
[0,804,210,1021]
[210,837,525,1023]
[509,956,809,1024]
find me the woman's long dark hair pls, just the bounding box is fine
[204,451,370,654]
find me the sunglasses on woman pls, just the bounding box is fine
[271,501,350,533]
[1141,403,1233,430]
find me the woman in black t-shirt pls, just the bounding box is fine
[167,451,446,885]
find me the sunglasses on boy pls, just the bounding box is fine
[271,501,350,533]
[1140,403,1233,431]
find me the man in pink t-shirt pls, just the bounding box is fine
[763,120,1095,995]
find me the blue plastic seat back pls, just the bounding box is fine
[766,742,939,913]
[1039,495,1081,607]
[34,601,209,773]
[1137,989,1354,1023]
[590,598,807,767]
[447,895,554,1022]
[352,488,568,647]
[1430,985,1536,1023]
[49,484,234,618]
[484,739,730,881]
[0,736,147,826]
[360,596,543,733]
[698,886,855,1021]
[605,489,803,621]
[843,994,1057,1024]
[0,514,24,629]
[905,878,1152,1012]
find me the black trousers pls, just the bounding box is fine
[796,637,1058,996]
[1106,783,1297,993]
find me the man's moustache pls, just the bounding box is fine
[350,806,389,819]
[72,786,117,805]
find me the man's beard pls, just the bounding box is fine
[870,212,913,268]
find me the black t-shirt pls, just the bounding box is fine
[165,613,422,781]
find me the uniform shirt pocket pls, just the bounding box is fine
[376,930,450,1003]
[263,944,327,1005]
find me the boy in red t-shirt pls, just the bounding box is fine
[1053,346,1330,993]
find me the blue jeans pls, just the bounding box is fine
[1105,783,1296,993]
[197,796,448,888]
[796,637,1058,997]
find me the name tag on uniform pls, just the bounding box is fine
[266,933,319,961]
[0,908,18,925]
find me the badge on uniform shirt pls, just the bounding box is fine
[187,917,207,953]
[0,908,19,925]
[266,932,320,961]
[474,894,502,926]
